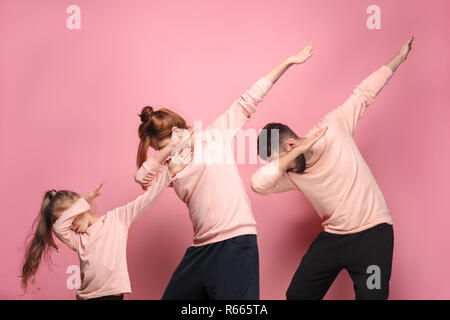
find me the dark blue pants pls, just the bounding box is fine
[162,234,259,300]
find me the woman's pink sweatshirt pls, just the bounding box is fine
[135,77,274,246]
[251,65,394,234]
[53,168,172,300]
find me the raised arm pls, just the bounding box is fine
[208,43,315,134]
[386,36,413,73]
[265,42,314,84]
[323,37,413,136]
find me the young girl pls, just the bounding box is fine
[20,144,190,300]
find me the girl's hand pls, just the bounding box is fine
[286,42,314,65]
[84,183,104,204]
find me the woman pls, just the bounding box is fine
[134,43,315,299]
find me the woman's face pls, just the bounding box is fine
[151,137,171,151]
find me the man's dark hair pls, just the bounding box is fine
[257,123,306,174]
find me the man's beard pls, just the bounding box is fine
[286,153,306,174]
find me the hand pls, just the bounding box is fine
[294,127,327,153]
[70,213,90,233]
[286,42,314,65]
[399,36,414,61]
[168,148,191,178]
[170,128,193,154]
[84,182,104,204]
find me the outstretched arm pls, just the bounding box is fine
[208,43,315,134]
[323,37,414,136]
[265,42,314,84]
[386,36,414,73]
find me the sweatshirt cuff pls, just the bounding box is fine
[379,65,394,81]
[251,76,274,99]
[166,167,177,183]
[251,163,284,193]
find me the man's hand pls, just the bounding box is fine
[286,42,314,65]
[294,127,328,154]
[387,36,414,72]
[399,36,414,62]
[84,183,103,204]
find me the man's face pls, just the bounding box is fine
[270,138,306,173]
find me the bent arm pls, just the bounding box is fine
[134,142,175,189]
[53,197,90,251]
[251,163,297,195]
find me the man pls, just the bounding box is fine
[251,37,414,300]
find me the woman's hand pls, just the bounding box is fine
[264,42,315,84]
[168,148,191,178]
[286,42,314,65]
[84,182,104,204]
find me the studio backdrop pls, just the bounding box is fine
[1,0,449,299]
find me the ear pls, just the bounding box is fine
[284,138,297,151]
[171,126,179,132]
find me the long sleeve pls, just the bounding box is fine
[251,162,297,195]
[134,156,167,190]
[323,65,394,136]
[116,167,173,228]
[207,76,273,137]
[53,197,90,251]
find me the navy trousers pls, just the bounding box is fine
[162,234,259,300]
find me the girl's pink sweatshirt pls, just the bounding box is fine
[134,77,274,246]
[53,168,172,300]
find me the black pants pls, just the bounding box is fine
[87,294,124,300]
[162,234,259,300]
[287,223,394,300]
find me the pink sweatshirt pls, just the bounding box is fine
[135,77,274,246]
[53,168,172,300]
[251,65,394,234]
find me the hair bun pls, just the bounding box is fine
[140,106,154,124]
[45,189,58,201]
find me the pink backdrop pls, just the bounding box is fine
[1,0,449,299]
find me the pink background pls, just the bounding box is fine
[1,0,449,299]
